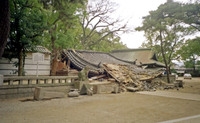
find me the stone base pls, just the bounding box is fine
[34,87,65,100]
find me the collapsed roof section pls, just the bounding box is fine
[62,49,137,73]
[111,48,165,67]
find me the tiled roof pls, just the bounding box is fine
[5,45,51,54]
[111,48,165,67]
[25,46,51,54]
[63,49,137,73]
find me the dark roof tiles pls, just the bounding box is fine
[63,49,136,72]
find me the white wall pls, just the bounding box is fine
[0,53,51,76]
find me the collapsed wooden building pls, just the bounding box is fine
[60,49,175,92]
[61,48,165,75]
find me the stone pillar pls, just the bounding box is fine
[34,87,43,100]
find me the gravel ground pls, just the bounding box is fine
[168,77,200,94]
[0,77,200,123]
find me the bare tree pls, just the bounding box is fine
[80,0,129,49]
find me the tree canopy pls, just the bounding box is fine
[6,0,48,75]
[137,0,200,78]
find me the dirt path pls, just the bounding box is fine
[1,92,200,123]
[169,77,200,94]
[137,91,200,101]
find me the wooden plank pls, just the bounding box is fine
[89,74,106,80]
[102,64,121,83]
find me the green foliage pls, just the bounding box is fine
[136,1,186,65]
[40,0,87,52]
[175,2,200,31]
[8,0,48,56]
[178,37,200,70]
[178,37,200,60]
[6,0,48,75]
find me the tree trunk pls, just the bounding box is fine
[18,49,23,76]
[160,30,170,83]
[0,0,10,57]
[50,25,58,76]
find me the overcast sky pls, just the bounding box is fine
[110,0,191,48]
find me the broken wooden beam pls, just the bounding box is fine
[89,74,106,81]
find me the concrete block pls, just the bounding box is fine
[0,89,18,94]
[6,94,20,99]
[34,87,65,100]
[93,85,101,94]
[92,84,119,94]
[18,88,33,93]
[34,87,43,100]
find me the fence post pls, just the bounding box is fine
[19,80,23,85]
[28,80,32,85]
[0,74,3,85]
[44,79,48,84]
[9,80,13,85]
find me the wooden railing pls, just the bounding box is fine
[3,76,78,86]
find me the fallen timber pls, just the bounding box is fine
[99,64,177,92]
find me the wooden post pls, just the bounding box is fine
[67,59,70,72]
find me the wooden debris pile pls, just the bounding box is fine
[98,64,165,92]
[86,63,179,92]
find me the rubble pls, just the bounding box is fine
[61,49,179,93]
[83,64,180,93]
[102,64,165,92]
